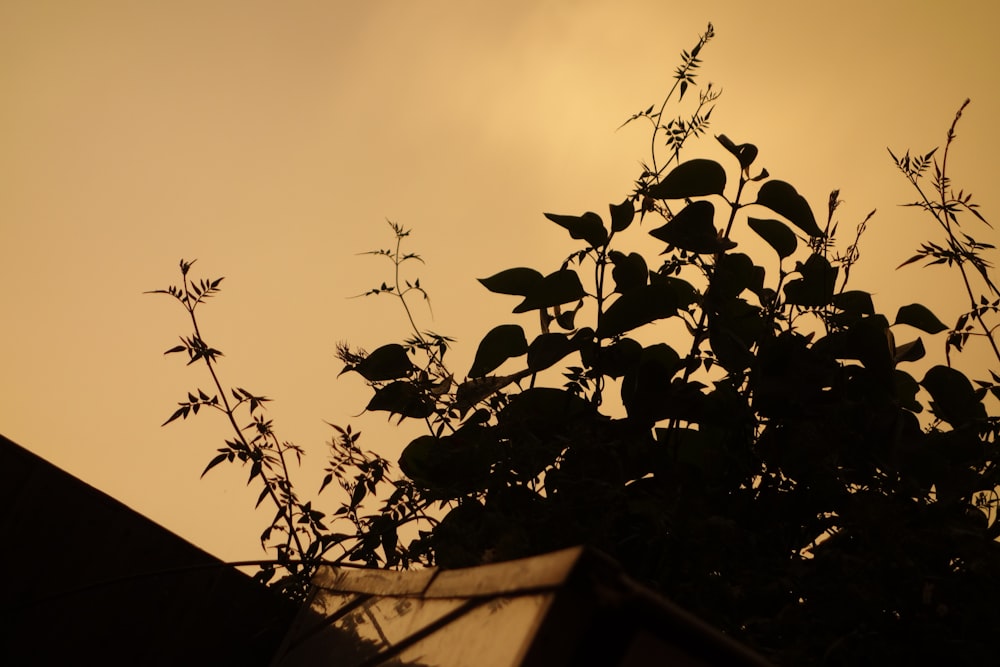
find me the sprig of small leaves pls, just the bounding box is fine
[892,100,1000,366]
[617,23,718,180]
[150,261,336,599]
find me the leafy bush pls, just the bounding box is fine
[151,25,1000,664]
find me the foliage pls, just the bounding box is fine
[152,25,1000,665]
[148,257,432,600]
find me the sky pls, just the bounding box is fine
[2,0,999,564]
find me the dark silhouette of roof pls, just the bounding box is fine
[0,434,297,666]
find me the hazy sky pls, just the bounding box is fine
[3,0,999,562]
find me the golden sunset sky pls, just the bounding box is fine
[3,0,999,562]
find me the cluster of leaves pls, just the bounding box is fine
[153,25,1000,664]
[334,53,1000,667]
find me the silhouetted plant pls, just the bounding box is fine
[148,257,431,599]
[153,24,1000,665]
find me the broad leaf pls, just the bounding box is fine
[709,252,765,301]
[513,270,587,313]
[468,324,528,377]
[399,435,441,484]
[716,134,758,170]
[348,343,414,381]
[649,274,700,308]
[544,211,609,248]
[479,267,544,296]
[499,387,593,434]
[649,200,736,254]
[623,348,694,424]
[640,343,681,373]
[755,180,824,237]
[921,365,986,426]
[784,254,838,307]
[894,303,948,334]
[366,381,434,419]
[647,159,727,199]
[597,283,679,338]
[527,333,577,372]
[708,298,765,371]
[833,290,875,316]
[748,217,797,259]
[818,314,893,377]
[609,199,635,232]
[499,389,597,478]
[609,251,648,294]
[555,302,581,330]
[894,338,926,364]
[399,430,498,498]
[454,373,526,414]
[592,337,642,378]
[893,369,923,412]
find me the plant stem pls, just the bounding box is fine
[180,273,309,564]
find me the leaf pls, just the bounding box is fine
[592,337,642,378]
[365,382,435,419]
[527,333,577,372]
[640,343,681,373]
[709,253,765,301]
[399,430,499,498]
[833,290,875,316]
[319,473,333,494]
[609,199,635,232]
[824,314,894,377]
[609,251,648,294]
[648,201,736,254]
[747,217,797,259]
[201,453,228,478]
[350,483,367,508]
[162,405,189,426]
[893,370,923,412]
[349,343,414,381]
[468,324,528,377]
[498,387,594,435]
[894,303,948,334]
[381,523,399,565]
[544,211,609,248]
[478,267,544,296]
[621,346,690,423]
[707,298,765,371]
[647,159,727,199]
[783,254,838,307]
[921,365,986,426]
[896,254,925,270]
[649,274,700,308]
[454,373,526,413]
[248,459,262,485]
[555,304,580,330]
[716,134,758,170]
[597,283,679,338]
[755,180,824,237]
[894,338,926,364]
[512,270,587,313]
